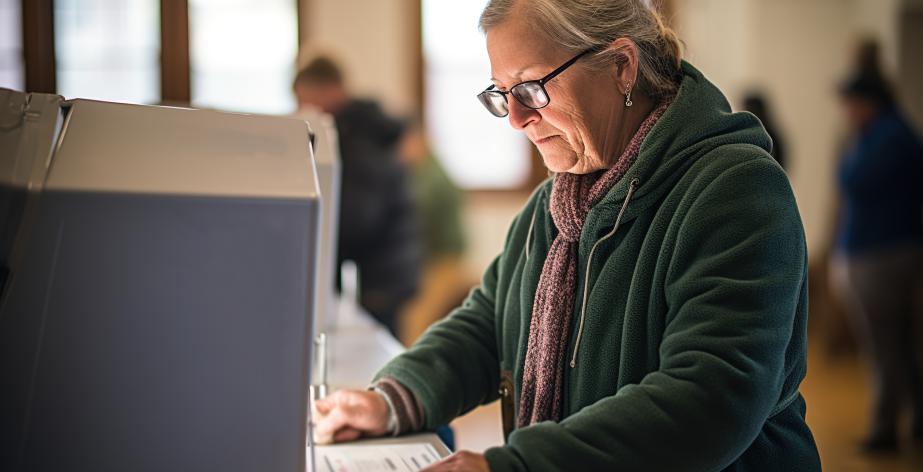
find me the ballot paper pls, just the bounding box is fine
[314,442,444,472]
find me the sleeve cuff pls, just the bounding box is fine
[371,386,399,435]
[371,377,425,435]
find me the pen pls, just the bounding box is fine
[314,333,328,399]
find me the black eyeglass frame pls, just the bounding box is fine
[477,47,598,117]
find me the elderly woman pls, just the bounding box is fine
[314,0,821,470]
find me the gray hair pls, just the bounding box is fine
[479,0,683,101]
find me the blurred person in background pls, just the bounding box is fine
[832,48,923,453]
[743,92,787,170]
[312,0,821,470]
[293,56,421,336]
[397,120,472,346]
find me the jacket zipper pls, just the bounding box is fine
[524,202,539,261]
[569,178,640,368]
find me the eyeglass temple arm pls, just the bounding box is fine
[538,48,596,85]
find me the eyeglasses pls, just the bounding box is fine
[477,48,596,118]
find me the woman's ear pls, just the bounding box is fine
[607,37,640,95]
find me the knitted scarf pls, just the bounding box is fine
[518,102,670,427]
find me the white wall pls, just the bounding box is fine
[676,0,758,104]
[299,0,418,115]
[852,0,901,75]
[674,0,906,261]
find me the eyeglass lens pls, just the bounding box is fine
[478,91,509,117]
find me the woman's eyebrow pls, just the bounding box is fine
[491,63,546,88]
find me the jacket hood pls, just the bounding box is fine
[582,61,773,229]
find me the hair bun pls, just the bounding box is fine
[651,9,683,70]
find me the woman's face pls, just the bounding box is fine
[486,16,627,174]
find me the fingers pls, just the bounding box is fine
[312,389,390,443]
[333,427,362,443]
[312,392,348,444]
[313,398,333,415]
[419,451,489,472]
[314,402,349,443]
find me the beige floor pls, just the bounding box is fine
[801,349,923,471]
[448,347,923,470]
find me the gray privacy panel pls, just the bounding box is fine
[293,109,341,341]
[0,96,320,472]
[48,99,319,200]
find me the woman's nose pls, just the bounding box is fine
[507,98,540,130]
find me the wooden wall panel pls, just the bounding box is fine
[161,0,190,104]
[21,0,55,93]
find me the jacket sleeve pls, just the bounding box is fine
[370,186,544,429]
[486,156,808,471]
[372,255,501,429]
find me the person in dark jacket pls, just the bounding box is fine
[832,69,923,452]
[743,92,788,170]
[313,1,820,470]
[397,120,471,345]
[294,57,421,335]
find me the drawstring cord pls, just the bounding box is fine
[524,203,539,262]
[569,178,640,368]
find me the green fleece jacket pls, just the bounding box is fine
[374,62,821,471]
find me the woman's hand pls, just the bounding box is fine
[312,389,391,444]
[420,451,489,472]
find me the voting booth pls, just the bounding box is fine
[0,89,320,471]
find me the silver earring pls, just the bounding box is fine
[625,83,633,107]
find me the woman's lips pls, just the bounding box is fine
[535,136,555,145]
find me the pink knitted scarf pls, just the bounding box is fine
[518,101,670,427]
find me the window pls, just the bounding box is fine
[0,0,23,91]
[54,0,160,104]
[422,0,530,189]
[189,0,298,114]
